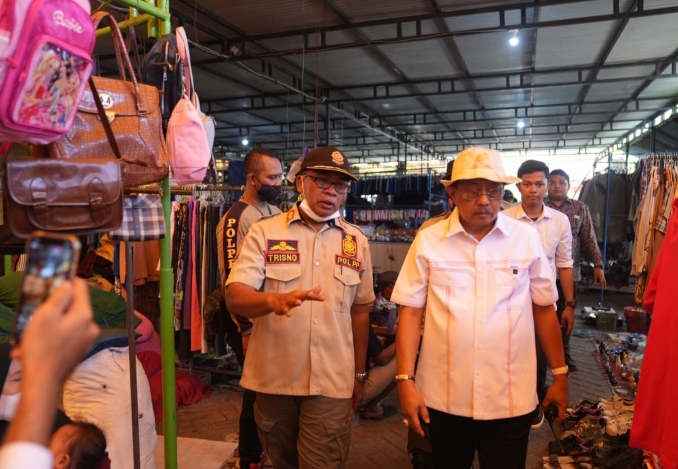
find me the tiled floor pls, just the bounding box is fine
[157,290,636,469]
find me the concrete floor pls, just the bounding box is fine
[157,289,637,469]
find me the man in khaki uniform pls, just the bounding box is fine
[226,147,375,469]
[215,147,283,469]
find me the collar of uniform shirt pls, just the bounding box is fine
[443,208,510,239]
[286,202,346,231]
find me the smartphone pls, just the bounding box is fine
[11,232,81,346]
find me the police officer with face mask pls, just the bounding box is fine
[216,147,283,469]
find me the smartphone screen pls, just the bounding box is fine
[12,233,81,345]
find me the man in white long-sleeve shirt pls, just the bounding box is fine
[503,159,574,429]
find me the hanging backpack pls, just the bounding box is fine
[176,26,215,152]
[165,26,213,185]
[0,0,95,144]
[141,33,183,126]
[166,95,211,185]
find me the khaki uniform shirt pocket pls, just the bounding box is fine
[334,265,361,312]
[265,265,302,293]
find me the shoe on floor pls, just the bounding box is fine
[565,354,579,372]
[531,405,544,429]
[605,413,633,437]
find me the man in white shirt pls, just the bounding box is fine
[393,148,568,469]
[503,160,575,428]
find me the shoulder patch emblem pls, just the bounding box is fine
[342,234,357,257]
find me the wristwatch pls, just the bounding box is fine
[355,372,368,383]
[565,300,577,308]
[395,374,415,382]
[551,365,569,377]
[594,264,603,269]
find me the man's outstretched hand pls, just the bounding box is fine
[269,286,325,317]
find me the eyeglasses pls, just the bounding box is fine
[460,188,504,200]
[304,174,351,194]
[519,181,547,189]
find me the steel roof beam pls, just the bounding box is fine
[219,2,678,60]
[561,0,636,141]
[426,0,500,148]
[588,46,678,147]
[171,0,388,154]
[201,56,678,108]
[214,118,647,139]
[216,130,611,147]
[319,0,468,150]
[213,99,676,133]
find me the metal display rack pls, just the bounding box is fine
[96,2,177,469]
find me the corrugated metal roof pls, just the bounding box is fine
[536,22,617,68]
[606,14,678,63]
[539,0,613,23]
[330,0,431,21]
[195,0,342,35]
[89,0,678,158]
[378,40,461,79]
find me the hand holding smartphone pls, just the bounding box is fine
[11,231,81,346]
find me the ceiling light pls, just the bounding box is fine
[509,30,519,47]
[517,120,525,128]
[242,137,249,146]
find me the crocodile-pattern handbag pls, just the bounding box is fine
[47,11,168,188]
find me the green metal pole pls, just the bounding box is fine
[111,0,170,21]
[159,176,177,469]
[96,14,150,38]
[157,0,171,38]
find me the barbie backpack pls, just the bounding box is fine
[0,0,95,144]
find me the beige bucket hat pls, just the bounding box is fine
[441,148,521,186]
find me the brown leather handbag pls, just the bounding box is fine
[47,11,169,188]
[4,157,123,238]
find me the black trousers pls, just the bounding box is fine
[428,408,532,469]
[239,389,262,466]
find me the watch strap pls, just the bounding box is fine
[551,365,569,376]
[355,372,368,383]
[395,374,415,382]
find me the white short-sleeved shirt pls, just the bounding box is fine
[391,210,557,420]
[502,204,573,279]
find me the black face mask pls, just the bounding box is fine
[256,180,282,204]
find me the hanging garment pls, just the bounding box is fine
[582,173,632,244]
[630,197,678,469]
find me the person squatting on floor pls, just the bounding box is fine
[392,147,569,469]
[226,147,375,469]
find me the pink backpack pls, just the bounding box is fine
[0,0,95,144]
[169,27,213,185]
[166,95,212,185]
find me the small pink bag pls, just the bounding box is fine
[166,94,212,185]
